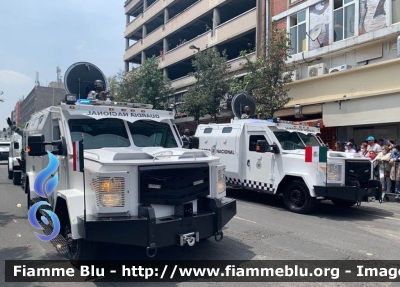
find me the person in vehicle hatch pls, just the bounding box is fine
[181,129,191,148]
[241,106,251,119]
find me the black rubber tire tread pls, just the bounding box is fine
[13,172,21,185]
[283,180,316,214]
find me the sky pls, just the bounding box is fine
[0,0,126,130]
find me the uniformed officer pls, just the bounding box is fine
[93,79,107,100]
[6,118,23,136]
[181,129,191,148]
[241,106,251,119]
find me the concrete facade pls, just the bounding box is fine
[123,0,265,116]
[20,86,66,125]
[270,0,400,145]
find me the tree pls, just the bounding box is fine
[113,69,140,102]
[106,75,119,99]
[113,56,174,108]
[180,48,232,123]
[237,21,295,119]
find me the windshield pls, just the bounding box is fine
[273,131,321,150]
[69,118,130,150]
[128,120,178,148]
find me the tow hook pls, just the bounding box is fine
[368,196,375,203]
[179,232,199,246]
[146,243,157,258]
[215,231,223,242]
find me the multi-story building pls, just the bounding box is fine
[20,85,66,125]
[123,0,267,131]
[271,0,400,147]
[14,101,21,127]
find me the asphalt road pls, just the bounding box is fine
[1,163,400,287]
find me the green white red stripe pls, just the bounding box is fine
[72,141,84,172]
[305,146,327,163]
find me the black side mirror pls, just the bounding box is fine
[13,142,19,149]
[256,140,280,154]
[256,140,269,153]
[27,134,46,156]
[188,137,199,149]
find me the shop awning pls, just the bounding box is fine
[323,93,400,127]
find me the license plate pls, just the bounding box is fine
[368,196,375,202]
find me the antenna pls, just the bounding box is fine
[56,66,62,83]
[35,72,40,86]
[306,24,323,47]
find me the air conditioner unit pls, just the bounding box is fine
[329,64,352,73]
[282,71,299,81]
[308,63,327,78]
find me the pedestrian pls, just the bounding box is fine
[376,145,392,200]
[389,145,400,199]
[366,136,382,153]
[345,142,356,153]
[334,141,344,152]
[348,139,358,152]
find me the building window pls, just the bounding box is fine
[333,0,355,42]
[289,10,307,55]
[393,0,400,24]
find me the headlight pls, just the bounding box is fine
[210,165,226,199]
[92,177,125,207]
[320,163,343,182]
[217,168,226,194]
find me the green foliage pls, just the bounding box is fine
[106,75,119,99]
[113,56,174,109]
[236,21,295,119]
[180,48,232,121]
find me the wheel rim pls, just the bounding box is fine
[289,188,306,208]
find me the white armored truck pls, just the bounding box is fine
[12,62,236,260]
[8,133,22,185]
[194,93,381,214]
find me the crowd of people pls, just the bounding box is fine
[332,136,400,200]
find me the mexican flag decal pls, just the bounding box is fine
[305,146,327,163]
[72,140,84,172]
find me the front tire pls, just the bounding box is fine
[283,180,316,214]
[67,226,99,265]
[13,172,21,185]
[8,168,13,179]
[331,198,357,208]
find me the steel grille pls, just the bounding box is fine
[92,176,125,207]
[139,163,210,205]
[345,160,371,188]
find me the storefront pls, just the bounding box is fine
[323,93,400,146]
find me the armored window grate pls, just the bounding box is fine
[92,176,125,207]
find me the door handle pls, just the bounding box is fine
[247,159,250,167]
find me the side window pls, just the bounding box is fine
[222,127,232,133]
[204,128,213,134]
[249,135,267,152]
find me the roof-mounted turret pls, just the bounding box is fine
[231,93,256,120]
[64,62,108,100]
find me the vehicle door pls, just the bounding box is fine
[214,125,241,178]
[244,126,275,193]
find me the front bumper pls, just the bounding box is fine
[314,180,382,202]
[77,197,236,249]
